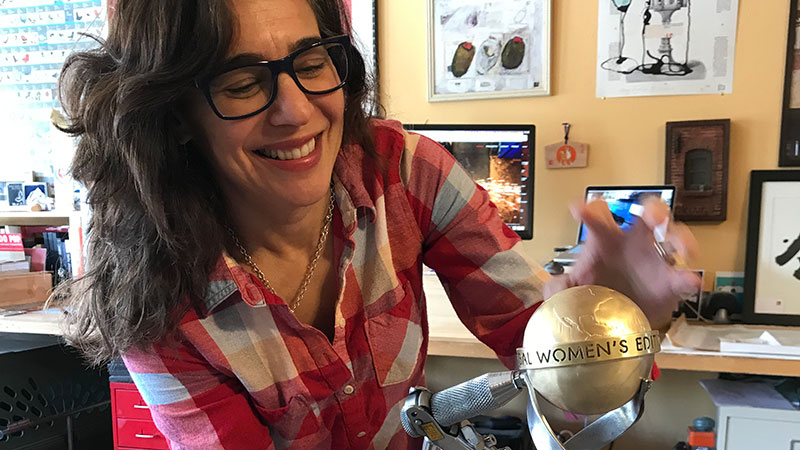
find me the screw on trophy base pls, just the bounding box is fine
[517,285,661,449]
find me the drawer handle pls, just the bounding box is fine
[133,404,150,409]
[135,434,157,439]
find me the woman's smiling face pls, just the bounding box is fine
[186,0,345,212]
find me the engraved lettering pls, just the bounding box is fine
[537,350,551,364]
[553,348,566,362]
[597,341,612,357]
[568,346,584,361]
[620,339,628,353]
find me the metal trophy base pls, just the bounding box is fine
[525,376,652,450]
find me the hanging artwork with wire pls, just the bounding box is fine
[596,0,739,98]
[427,0,550,102]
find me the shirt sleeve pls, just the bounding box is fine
[401,131,549,368]
[122,339,274,450]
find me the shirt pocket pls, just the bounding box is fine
[365,281,425,387]
[252,394,319,444]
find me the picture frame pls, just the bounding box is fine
[742,170,800,326]
[664,119,730,222]
[780,0,800,167]
[427,0,550,102]
[1,182,30,212]
[348,0,378,86]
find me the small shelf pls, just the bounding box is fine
[0,211,72,226]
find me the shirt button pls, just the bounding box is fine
[343,384,355,395]
[356,431,366,438]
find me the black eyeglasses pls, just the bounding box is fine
[199,35,351,120]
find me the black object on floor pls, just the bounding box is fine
[0,344,111,449]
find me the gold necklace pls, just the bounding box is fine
[229,186,335,312]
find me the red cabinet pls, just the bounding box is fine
[110,382,168,450]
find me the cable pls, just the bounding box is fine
[679,298,714,323]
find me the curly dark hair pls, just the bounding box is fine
[49,0,380,365]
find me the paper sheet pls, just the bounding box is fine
[699,378,796,410]
[666,315,800,358]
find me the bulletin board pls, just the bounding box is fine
[0,0,106,182]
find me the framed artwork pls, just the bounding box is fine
[742,170,800,326]
[665,119,730,222]
[780,0,800,167]
[596,0,739,98]
[346,0,378,85]
[427,0,550,102]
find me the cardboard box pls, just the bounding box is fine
[0,272,52,307]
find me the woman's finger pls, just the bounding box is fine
[569,199,619,235]
[669,269,703,299]
[666,222,700,262]
[639,197,670,231]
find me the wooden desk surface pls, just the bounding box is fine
[0,309,63,335]
[3,280,799,377]
[424,276,800,377]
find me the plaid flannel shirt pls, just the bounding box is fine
[122,120,547,449]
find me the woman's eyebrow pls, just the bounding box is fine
[220,36,325,69]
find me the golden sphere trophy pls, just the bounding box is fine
[401,286,660,450]
[518,285,660,449]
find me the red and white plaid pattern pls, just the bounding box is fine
[122,120,546,449]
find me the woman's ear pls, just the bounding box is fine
[171,107,194,145]
[175,115,193,145]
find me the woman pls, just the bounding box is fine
[53,0,699,448]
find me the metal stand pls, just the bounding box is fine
[401,371,651,450]
[525,377,652,450]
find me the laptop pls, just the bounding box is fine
[552,185,676,265]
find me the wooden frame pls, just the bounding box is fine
[665,119,730,222]
[426,0,551,102]
[742,170,800,326]
[780,0,800,167]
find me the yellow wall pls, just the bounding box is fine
[378,0,790,287]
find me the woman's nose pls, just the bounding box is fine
[267,73,314,127]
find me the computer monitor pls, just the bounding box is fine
[403,124,535,239]
[576,185,676,244]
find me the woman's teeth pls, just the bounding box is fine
[257,138,315,160]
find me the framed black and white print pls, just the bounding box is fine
[742,170,800,326]
[427,0,551,102]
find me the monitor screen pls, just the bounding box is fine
[403,124,535,240]
[577,185,676,244]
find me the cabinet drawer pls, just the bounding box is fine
[724,417,800,450]
[116,418,169,450]
[115,389,153,420]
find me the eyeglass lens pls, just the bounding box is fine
[208,42,348,118]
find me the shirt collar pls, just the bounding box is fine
[202,251,265,314]
[333,141,376,227]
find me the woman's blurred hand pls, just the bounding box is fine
[563,198,701,330]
